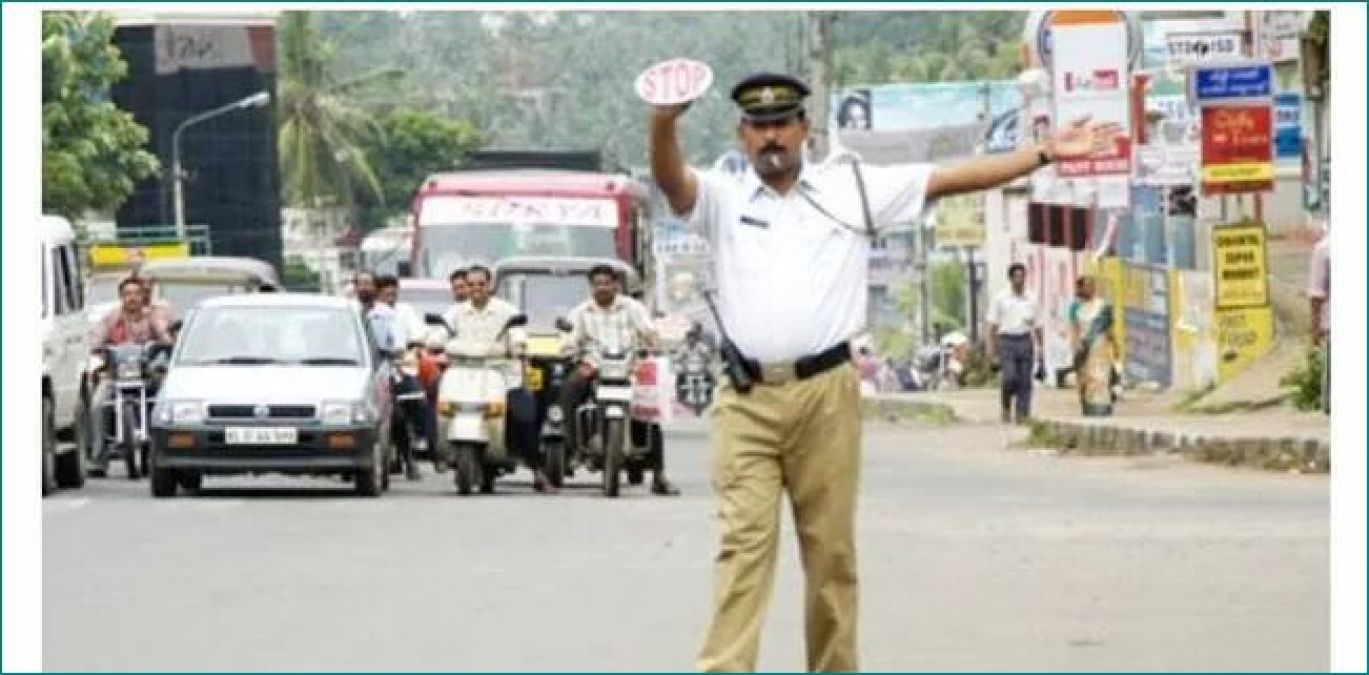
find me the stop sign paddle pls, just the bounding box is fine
[635,58,714,106]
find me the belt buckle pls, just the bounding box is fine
[760,362,796,385]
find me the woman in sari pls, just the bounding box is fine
[1069,275,1116,417]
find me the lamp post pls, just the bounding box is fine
[172,90,271,239]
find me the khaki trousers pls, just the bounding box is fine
[697,363,861,672]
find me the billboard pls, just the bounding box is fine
[1200,104,1275,195]
[1050,14,1133,177]
[830,81,1020,132]
[1211,222,1270,309]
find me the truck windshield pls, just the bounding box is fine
[416,223,616,277]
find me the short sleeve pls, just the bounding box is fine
[680,167,724,240]
[854,163,937,231]
[984,295,1000,326]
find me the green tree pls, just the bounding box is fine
[354,107,485,226]
[929,258,967,333]
[276,11,401,211]
[42,11,159,221]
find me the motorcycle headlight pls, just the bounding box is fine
[159,401,204,425]
[322,400,371,426]
[116,359,143,380]
[599,361,630,380]
[547,405,564,423]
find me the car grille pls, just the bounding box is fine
[207,404,317,420]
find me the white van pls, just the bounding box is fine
[41,215,89,494]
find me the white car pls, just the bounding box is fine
[41,215,90,494]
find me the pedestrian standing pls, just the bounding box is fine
[986,263,1043,424]
[1307,224,1330,414]
[648,70,1120,671]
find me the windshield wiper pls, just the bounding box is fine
[204,356,285,365]
[297,357,361,366]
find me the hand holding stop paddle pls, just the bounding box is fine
[636,58,713,119]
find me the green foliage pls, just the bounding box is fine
[832,12,1024,85]
[277,11,403,210]
[928,258,967,333]
[1280,347,1325,412]
[354,107,484,225]
[282,255,322,292]
[42,11,159,221]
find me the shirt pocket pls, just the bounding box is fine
[725,216,774,273]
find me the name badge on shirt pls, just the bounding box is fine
[739,215,769,229]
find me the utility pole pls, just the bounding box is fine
[807,11,834,161]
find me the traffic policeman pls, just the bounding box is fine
[648,71,1120,672]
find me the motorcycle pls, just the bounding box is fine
[388,347,430,479]
[574,348,664,498]
[914,332,968,391]
[527,318,576,490]
[426,313,527,495]
[674,347,714,416]
[92,343,169,479]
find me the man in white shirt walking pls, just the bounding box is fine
[986,263,1043,424]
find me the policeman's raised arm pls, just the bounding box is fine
[649,104,699,217]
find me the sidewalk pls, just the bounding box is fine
[867,386,1331,473]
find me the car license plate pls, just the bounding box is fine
[225,427,298,445]
[526,368,544,391]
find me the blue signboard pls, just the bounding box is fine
[1274,93,1303,161]
[1191,63,1274,102]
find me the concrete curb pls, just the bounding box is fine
[860,397,958,425]
[1025,417,1330,474]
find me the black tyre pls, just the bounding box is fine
[149,457,177,498]
[602,420,623,498]
[122,400,140,480]
[55,403,86,489]
[627,463,645,486]
[453,443,477,496]
[542,440,566,489]
[42,397,56,497]
[355,443,383,497]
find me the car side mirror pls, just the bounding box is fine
[554,316,573,333]
[396,261,412,278]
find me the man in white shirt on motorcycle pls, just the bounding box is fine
[440,265,550,491]
[561,264,679,496]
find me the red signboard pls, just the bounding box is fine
[1200,104,1274,195]
[1055,136,1133,177]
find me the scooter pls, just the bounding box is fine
[426,313,527,495]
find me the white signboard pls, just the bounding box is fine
[635,58,714,106]
[418,196,618,228]
[1051,20,1133,177]
[1164,31,1243,64]
[155,25,256,75]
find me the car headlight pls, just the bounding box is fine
[322,400,371,425]
[159,401,204,425]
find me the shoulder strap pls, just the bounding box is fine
[850,159,876,238]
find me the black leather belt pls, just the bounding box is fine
[744,341,851,385]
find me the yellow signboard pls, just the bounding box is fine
[933,194,985,248]
[1202,163,1277,183]
[1215,306,1273,382]
[88,242,190,268]
[1211,222,1269,309]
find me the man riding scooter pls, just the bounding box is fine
[440,265,549,491]
[87,276,173,476]
[558,264,680,496]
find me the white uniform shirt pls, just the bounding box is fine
[443,296,524,385]
[684,159,935,362]
[986,289,1039,336]
[390,301,425,347]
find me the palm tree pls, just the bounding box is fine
[276,11,400,212]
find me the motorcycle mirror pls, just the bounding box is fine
[504,314,528,329]
[554,316,573,333]
[423,312,445,326]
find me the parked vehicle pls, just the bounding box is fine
[914,331,969,391]
[41,215,89,495]
[148,294,393,497]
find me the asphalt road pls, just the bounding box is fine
[43,418,1328,671]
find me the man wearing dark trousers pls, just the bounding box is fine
[987,263,1042,424]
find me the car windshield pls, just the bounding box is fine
[177,305,365,366]
[497,273,588,332]
[399,286,451,320]
[416,223,616,277]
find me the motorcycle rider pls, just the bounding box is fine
[87,276,173,470]
[440,265,549,491]
[559,264,680,496]
[448,268,470,304]
[674,321,715,405]
[376,274,433,480]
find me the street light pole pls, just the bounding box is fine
[172,91,272,239]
